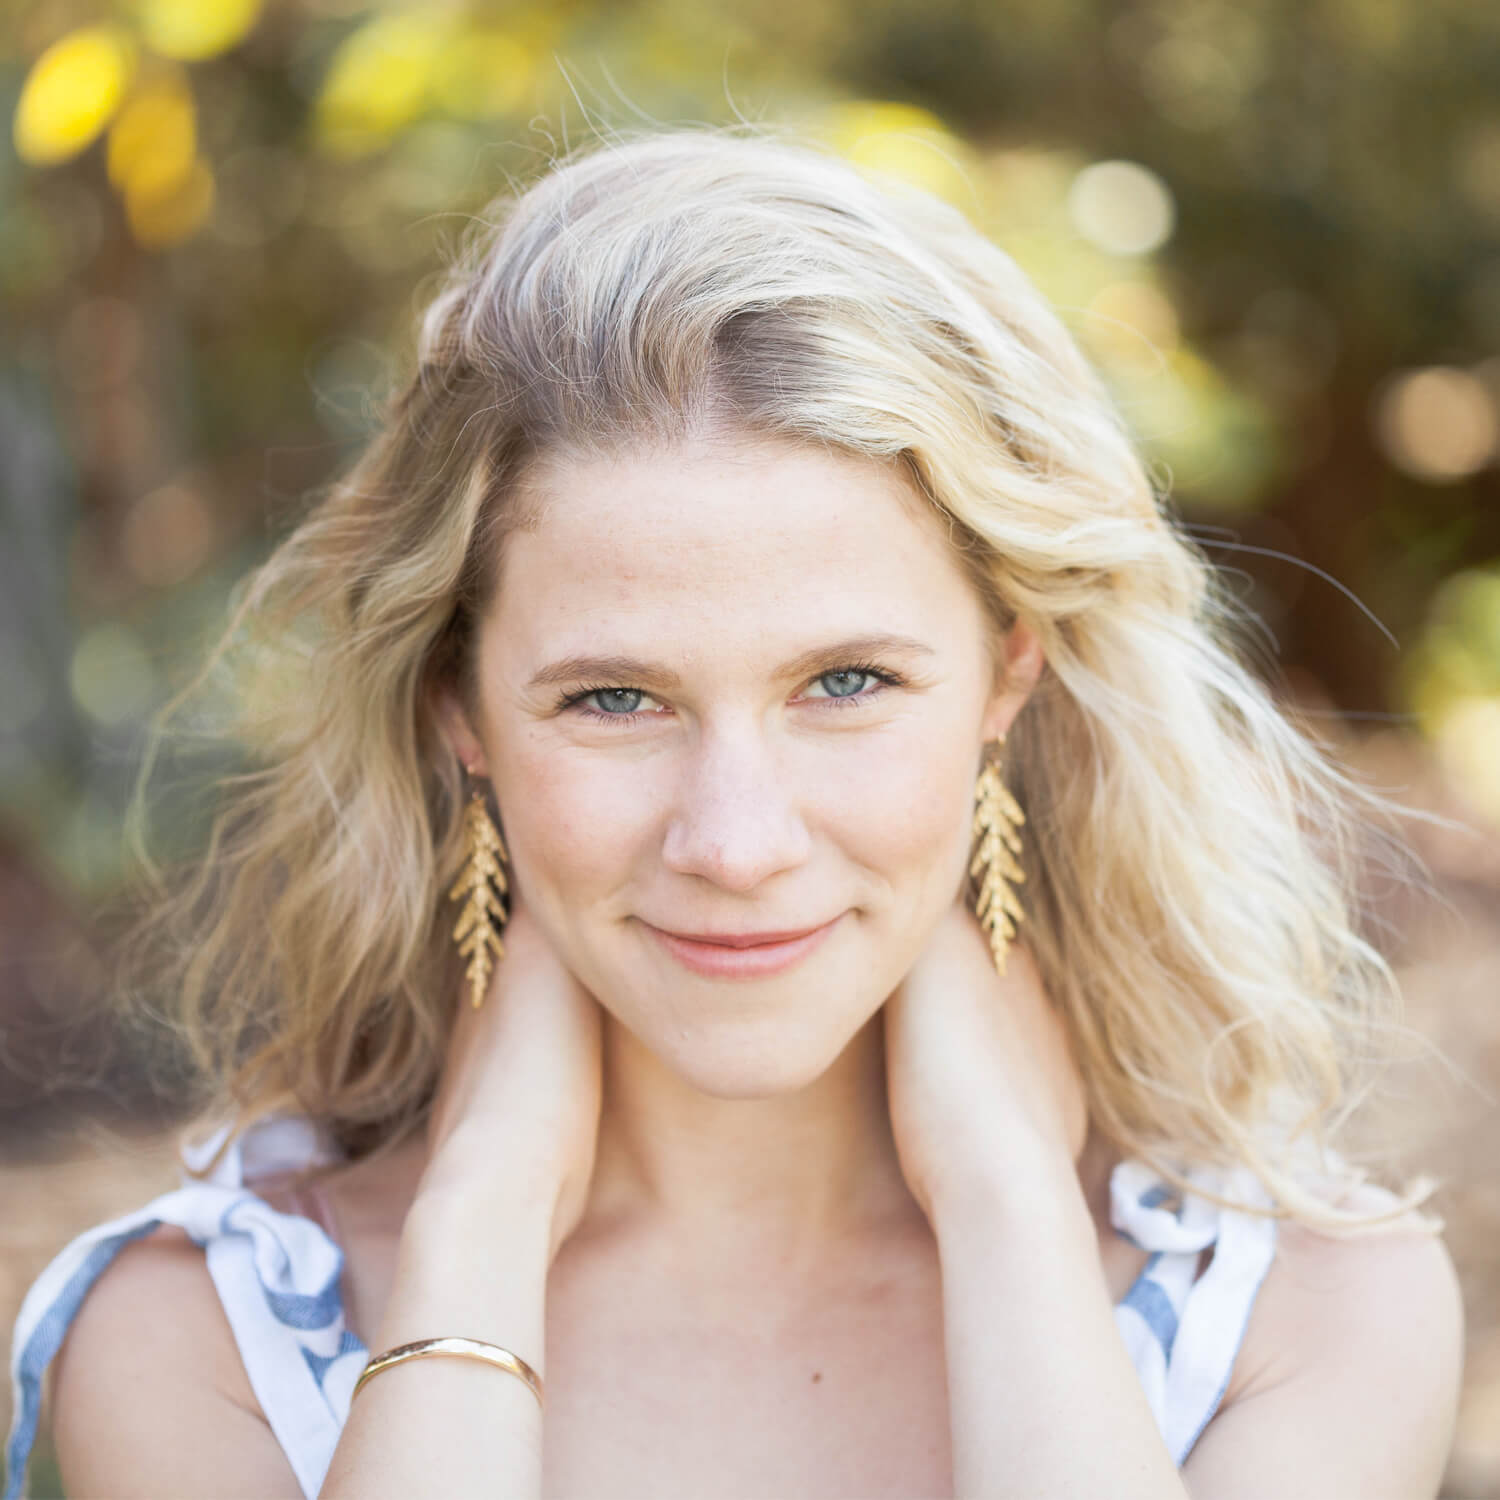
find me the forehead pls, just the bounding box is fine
[489,435,988,652]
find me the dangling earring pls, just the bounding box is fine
[449,776,509,1009]
[970,733,1027,975]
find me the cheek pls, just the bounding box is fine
[822,725,977,900]
[492,739,657,908]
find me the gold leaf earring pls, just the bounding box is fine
[449,776,509,1009]
[970,733,1027,975]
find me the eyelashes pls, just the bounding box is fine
[555,662,908,725]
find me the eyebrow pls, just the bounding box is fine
[525,633,938,693]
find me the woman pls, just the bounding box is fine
[7,130,1463,1499]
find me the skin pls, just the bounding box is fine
[48,431,1464,1499]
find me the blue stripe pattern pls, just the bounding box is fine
[1120,1256,1181,1358]
[303,1328,366,1386]
[5,1220,162,1500]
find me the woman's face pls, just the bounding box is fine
[441,432,1042,1097]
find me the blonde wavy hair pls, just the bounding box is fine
[124,127,1438,1233]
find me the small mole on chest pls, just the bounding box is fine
[811,1371,822,1384]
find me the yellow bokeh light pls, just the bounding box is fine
[1404,565,1500,760]
[432,27,533,120]
[1084,280,1181,370]
[826,100,970,205]
[126,157,215,248]
[315,13,447,158]
[13,26,136,167]
[1109,347,1275,509]
[1435,696,1500,826]
[138,0,263,61]
[108,73,197,200]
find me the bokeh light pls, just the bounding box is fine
[314,12,449,158]
[1436,696,1500,826]
[124,156,215,248]
[137,0,264,62]
[107,71,198,203]
[1405,566,1500,775]
[1083,279,1181,371]
[121,482,216,589]
[68,624,157,726]
[1375,366,1498,482]
[826,100,970,205]
[1067,160,1176,256]
[431,26,534,120]
[13,27,136,167]
[1137,24,1265,133]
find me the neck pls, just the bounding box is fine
[579,1011,924,1274]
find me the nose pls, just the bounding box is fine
[660,730,812,892]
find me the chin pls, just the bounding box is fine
[640,1007,872,1100]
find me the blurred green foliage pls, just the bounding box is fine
[3,0,1499,899]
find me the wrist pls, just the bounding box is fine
[406,1147,564,1270]
[418,1129,566,1217]
[379,1183,555,1361]
[409,1171,560,1255]
[926,1131,1090,1241]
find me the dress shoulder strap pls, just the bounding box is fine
[5,1116,367,1500]
[1108,1157,1279,1465]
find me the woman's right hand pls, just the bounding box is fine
[419,890,605,1262]
[323,890,594,1498]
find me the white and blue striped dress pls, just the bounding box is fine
[5,1114,1278,1500]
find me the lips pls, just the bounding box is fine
[641,914,842,978]
[659,926,829,949]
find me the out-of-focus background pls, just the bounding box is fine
[2,0,1497,1494]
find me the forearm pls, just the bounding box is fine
[319,1179,555,1500]
[934,1148,1188,1500]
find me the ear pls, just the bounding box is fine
[980,617,1045,744]
[428,679,490,777]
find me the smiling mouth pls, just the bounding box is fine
[653,925,831,948]
[640,915,843,977]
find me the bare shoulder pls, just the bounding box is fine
[49,1223,304,1499]
[1186,1181,1464,1498]
[1231,1182,1462,1394]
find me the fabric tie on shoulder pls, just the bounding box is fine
[5,1115,366,1500]
[1108,1157,1279,1466]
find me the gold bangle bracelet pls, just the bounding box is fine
[351,1337,545,1410]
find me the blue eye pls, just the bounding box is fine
[557,661,904,725]
[592,688,643,714]
[563,684,664,722]
[817,669,872,698]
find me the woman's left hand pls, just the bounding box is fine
[883,895,1089,1223]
